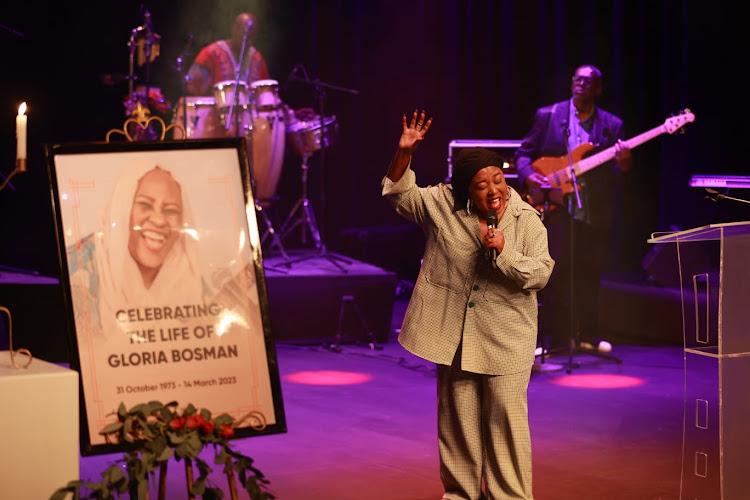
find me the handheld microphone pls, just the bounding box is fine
[486,209,498,268]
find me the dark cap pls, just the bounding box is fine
[450,147,505,211]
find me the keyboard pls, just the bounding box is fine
[690,175,750,189]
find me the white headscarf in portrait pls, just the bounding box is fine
[94,161,206,336]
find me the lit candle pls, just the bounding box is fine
[16,102,27,160]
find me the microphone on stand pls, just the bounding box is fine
[174,34,194,71]
[140,5,152,32]
[283,63,308,90]
[561,119,582,209]
[245,18,257,40]
[486,209,499,268]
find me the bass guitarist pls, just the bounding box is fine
[514,64,632,357]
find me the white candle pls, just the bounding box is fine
[16,102,27,160]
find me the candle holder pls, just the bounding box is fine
[0,306,33,369]
[0,159,27,192]
[106,102,185,142]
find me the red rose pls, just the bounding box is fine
[186,415,205,429]
[200,420,216,435]
[169,417,186,430]
[218,424,235,438]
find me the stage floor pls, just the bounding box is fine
[78,315,686,500]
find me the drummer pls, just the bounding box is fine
[185,12,270,96]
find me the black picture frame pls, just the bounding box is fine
[44,138,286,455]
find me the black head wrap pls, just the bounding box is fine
[450,147,506,211]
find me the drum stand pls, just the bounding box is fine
[257,199,289,260]
[277,151,351,272]
[239,124,290,262]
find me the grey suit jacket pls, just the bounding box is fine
[382,167,554,375]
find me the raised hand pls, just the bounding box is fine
[387,109,434,182]
[398,109,433,155]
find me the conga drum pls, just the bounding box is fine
[212,80,253,136]
[286,115,340,157]
[171,96,224,139]
[249,79,287,201]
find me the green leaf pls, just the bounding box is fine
[141,422,159,439]
[49,480,83,500]
[199,407,212,421]
[128,403,149,417]
[214,445,230,465]
[123,419,134,442]
[98,422,123,435]
[62,401,272,499]
[191,476,207,495]
[117,402,127,420]
[156,445,174,462]
[214,414,234,426]
[147,400,164,413]
[159,406,173,421]
[167,430,187,444]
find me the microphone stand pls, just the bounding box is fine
[226,23,252,135]
[562,122,621,373]
[173,35,193,137]
[532,184,566,373]
[227,27,290,264]
[228,24,256,207]
[704,189,750,205]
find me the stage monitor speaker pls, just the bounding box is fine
[446,139,521,188]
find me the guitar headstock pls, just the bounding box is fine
[664,108,695,134]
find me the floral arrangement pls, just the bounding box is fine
[51,401,274,500]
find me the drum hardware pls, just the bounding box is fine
[242,103,289,260]
[276,115,350,272]
[171,97,220,139]
[256,197,289,262]
[278,66,359,272]
[277,150,323,250]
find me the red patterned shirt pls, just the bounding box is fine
[186,40,269,96]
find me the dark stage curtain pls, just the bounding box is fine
[0,0,744,277]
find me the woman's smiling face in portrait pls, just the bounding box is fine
[127,167,184,287]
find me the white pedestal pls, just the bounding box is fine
[0,351,79,499]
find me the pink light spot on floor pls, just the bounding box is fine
[550,374,645,389]
[283,370,374,385]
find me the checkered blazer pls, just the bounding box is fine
[382,167,554,375]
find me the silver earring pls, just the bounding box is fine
[466,199,472,214]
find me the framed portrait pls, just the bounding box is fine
[44,138,286,455]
